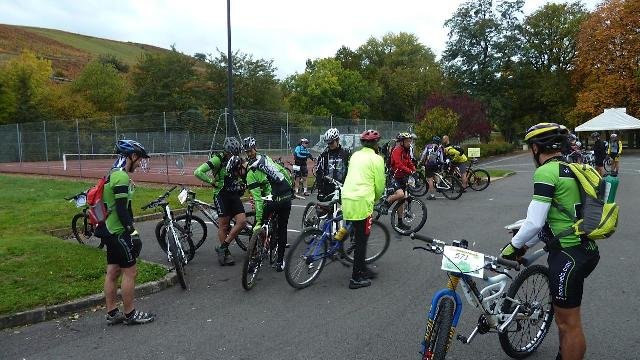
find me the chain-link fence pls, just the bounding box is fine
[0,108,411,182]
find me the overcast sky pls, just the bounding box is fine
[0,0,600,78]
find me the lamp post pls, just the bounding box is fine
[226,0,234,135]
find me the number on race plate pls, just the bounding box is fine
[441,246,485,278]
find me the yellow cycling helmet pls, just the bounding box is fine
[397,132,412,140]
[524,123,568,147]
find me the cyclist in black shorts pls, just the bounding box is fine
[293,138,313,196]
[99,140,155,325]
[501,123,599,360]
[591,132,606,176]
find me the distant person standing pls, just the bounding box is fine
[591,132,606,176]
[608,133,622,174]
[293,138,314,196]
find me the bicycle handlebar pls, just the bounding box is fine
[323,175,343,187]
[140,186,177,210]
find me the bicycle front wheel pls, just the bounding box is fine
[440,175,463,200]
[423,297,455,360]
[390,197,427,235]
[285,228,328,289]
[71,213,101,247]
[157,221,196,262]
[168,231,188,290]
[301,202,321,229]
[604,157,612,173]
[341,220,390,264]
[499,264,553,359]
[175,215,207,251]
[468,169,490,191]
[408,171,428,197]
[242,230,265,290]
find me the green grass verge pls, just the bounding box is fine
[0,174,211,316]
[487,169,514,178]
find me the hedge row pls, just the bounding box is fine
[463,142,517,158]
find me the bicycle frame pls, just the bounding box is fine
[304,212,350,262]
[161,203,188,265]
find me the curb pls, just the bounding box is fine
[0,264,176,330]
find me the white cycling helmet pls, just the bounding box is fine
[324,128,340,143]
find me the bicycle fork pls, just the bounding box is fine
[422,276,463,359]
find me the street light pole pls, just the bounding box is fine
[226,0,235,137]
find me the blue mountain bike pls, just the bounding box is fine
[285,202,390,289]
[410,233,552,360]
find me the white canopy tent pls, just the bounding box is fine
[575,108,640,132]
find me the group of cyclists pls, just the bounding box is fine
[97,122,610,360]
[564,131,623,176]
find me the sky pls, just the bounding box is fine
[0,0,600,78]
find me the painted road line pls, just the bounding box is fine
[480,153,530,166]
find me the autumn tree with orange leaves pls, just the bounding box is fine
[571,0,640,125]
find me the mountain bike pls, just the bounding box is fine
[285,205,390,289]
[65,191,102,248]
[432,167,464,200]
[462,159,490,191]
[241,195,285,290]
[301,177,343,229]
[141,186,195,290]
[154,187,255,256]
[373,179,428,235]
[408,170,429,197]
[410,232,552,360]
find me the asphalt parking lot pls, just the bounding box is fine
[2,152,639,360]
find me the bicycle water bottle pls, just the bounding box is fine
[212,208,219,220]
[603,173,619,203]
[334,226,349,241]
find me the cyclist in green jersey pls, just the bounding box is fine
[194,137,245,266]
[501,123,599,360]
[242,136,294,271]
[101,140,155,325]
[342,130,386,289]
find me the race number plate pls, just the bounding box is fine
[441,245,485,278]
[178,188,188,204]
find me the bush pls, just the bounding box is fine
[462,142,516,158]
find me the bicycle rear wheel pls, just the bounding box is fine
[168,231,188,290]
[468,169,490,191]
[422,297,455,360]
[157,221,196,262]
[176,215,207,251]
[390,197,427,235]
[498,264,553,358]
[439,175,463,200]
[285,228,328,289]
[242,230,265,290]
[341,220,390,264]
[604,157,612,173]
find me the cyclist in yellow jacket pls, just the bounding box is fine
[442,135,469,189]
[341,130,386,289]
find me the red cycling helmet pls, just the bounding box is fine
[360,129,381,141]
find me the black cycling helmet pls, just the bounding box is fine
[590,132,600,138]
[242,136,256,151]
[225,155,243,173]
[115,139,150,158]
[432,135,441,144]
[524,122,568,166]
[223,137,241,156]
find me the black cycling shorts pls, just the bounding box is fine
[105,232,141,268]
[294,163,308,178]
[547,241,599,308]
[215,190,245,218]
[390,176,409,192]
[594,157,605,167]
[424,165,439,178]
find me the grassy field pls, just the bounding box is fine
[0,174,213,316]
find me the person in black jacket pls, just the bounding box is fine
[591,132,606,176]
[315,128,350,202]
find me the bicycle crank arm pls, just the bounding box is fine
[456,326,479,344]
[498,305,522,333]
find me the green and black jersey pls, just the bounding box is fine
[193,153,227,198]
[532,160,582,248]
[103,168,134,235]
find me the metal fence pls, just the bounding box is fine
[0,109,411,181]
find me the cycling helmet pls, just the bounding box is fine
[324,128,340,143]
[610,133,618,139]
[591,132,600,138]
[432,136,441,144]
[300,138,310,144]
[360,129,381,149]
[115,139,150,158]
[397,132,412,141]
[223,137,241,156]
[225,155,243,173]
[242,136,257,150]
[524,122,568,165]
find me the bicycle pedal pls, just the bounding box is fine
[456,334,468,344]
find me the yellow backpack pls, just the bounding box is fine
[552,163,619,240]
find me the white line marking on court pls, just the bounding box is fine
[287,229,300,233]
[291,204,307,208]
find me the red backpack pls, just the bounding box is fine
[86,176,109,226]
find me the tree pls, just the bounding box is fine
[129,49,198,113]
[0,50,52,124]
[355,32,445,122]
[415,107,460,149]
[97,54,129,73]
[284,58,372,118]
[419,93,491,142]
[205,50,283,112]
[571,0,640,123]
[72,61,129,114]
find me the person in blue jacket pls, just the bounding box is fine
[293,138,314,196]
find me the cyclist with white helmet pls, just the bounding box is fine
[194,137,246,266]
[102,140,155,325]
[242,137,294,271]
[293,138,314,196]
[608,133,622,174]
[315,128,350,201]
